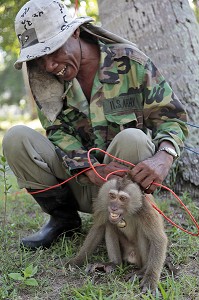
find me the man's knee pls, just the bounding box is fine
[105,128,155,164]
[2,125,30,157]
[114,128,150,146]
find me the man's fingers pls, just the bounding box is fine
[105,163,129,177]
[144,182,156,194]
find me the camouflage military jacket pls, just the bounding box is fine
[38,40,188,175]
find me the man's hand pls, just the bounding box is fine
[84,161,129,186]
[129,150,173,194]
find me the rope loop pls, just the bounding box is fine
[24,147,199,236]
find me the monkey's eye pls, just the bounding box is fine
[119,195,127,202]
[109,192,117,199]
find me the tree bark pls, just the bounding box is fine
[98,0,199,199]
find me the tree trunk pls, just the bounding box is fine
[98,0,199,199]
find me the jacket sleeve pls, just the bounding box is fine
[37,109,99,175]
[142,58,189,156]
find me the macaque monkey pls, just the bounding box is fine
[69,175,168,293]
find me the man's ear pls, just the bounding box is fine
[73,28,80,39]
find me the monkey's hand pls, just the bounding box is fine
[129,148,173,194]
[85,262,117,274]
[84,162,129,186]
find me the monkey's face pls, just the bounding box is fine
[108,189,129,225]
[94,178,143,225]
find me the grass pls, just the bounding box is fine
[0,123,199,300]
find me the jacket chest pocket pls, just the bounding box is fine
[105,112,139,144]
[103,95,144,144]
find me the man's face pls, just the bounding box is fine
[35,30,81,81]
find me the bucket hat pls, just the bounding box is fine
[14,0,93,69]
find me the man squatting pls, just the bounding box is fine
[2,0,188,249]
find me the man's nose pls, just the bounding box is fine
[44,55,58,73]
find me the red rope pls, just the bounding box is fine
[12,147,199,236]
[145,191,199,237]
[29,164,106,195]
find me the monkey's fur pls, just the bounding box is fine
[70,176,168,292]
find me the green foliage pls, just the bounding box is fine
[193,0,199,22]
[0,56,25,105]
[0,154,12,193]
[0,154,12,249]
[85,0,99,22]
[8,265,39,287]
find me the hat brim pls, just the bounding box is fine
[14,17,93,70]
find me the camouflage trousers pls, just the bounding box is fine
[2,125,155,213]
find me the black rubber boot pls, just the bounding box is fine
[21,185,81,249]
